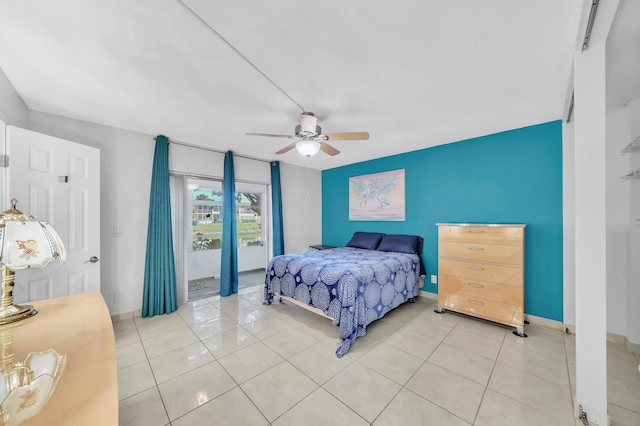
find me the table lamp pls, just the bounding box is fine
[0,199,66,325]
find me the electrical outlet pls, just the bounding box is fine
[113,226,122,237]
[114,293,122,304]
[430,275,437,284]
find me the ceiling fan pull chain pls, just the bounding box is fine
[307,156,311,195]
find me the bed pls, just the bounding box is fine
[264,232,425,357]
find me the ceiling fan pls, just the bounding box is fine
[246,112,370,157]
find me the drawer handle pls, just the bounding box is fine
[468,300,484,305]
[468,266,484,271]
[467,283,484,288]
[468,247,485,251]
[468,230,485,233]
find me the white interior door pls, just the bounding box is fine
[6,126,100,302]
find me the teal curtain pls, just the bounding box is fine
[271,161,285,256]
[220,151,238,296]
[142,135,178,317]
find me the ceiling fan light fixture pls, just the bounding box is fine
[296,139,321,157]
[300,112,318,134]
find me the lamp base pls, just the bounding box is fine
[0,265,37,325]
[0,304,37,325]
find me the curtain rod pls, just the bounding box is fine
[165,139,274,164]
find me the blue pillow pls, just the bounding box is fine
[377,234,423,255]
[345,232,386,250]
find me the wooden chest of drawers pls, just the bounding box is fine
[436,223,526,336]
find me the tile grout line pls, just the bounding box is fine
[471,331,505,425]
[137,317,175,425]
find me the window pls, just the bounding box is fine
[190,180,263,251]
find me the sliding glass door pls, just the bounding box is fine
[187,178,267,297]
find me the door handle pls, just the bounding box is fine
[84,256,99,264]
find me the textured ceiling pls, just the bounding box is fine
[0,0,584,170]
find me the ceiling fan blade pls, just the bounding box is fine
[246,133,296,139]
[321,132,370,141]
[276,142,297,154]
[320,142,340,156]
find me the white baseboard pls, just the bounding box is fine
[561,324,640,354]
[607,332,625,345]
[418,289,437,301]
[626,338,640,355]
[111,309,142,323]
[425,301,639,355]
[111,311,134,323]
[525,313,564,330]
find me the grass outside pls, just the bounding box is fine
[194,221,260,234]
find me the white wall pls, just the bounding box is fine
[606,106,631,337]
[23,111,322,316]
[0,68,28,127]
[626,98,640,345]
[280,162,322,255]
[0,68,29,211]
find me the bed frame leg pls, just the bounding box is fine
[434,306,445,314]
[409,298,416,303]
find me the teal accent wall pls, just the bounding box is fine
[321,121,563,321]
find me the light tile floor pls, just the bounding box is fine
[115,285,640,425]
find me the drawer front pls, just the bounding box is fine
[438,290,523,327]
[438,259,523,287]
[438,225,524,246]
[439,275,523,305]
[439,241,523,266]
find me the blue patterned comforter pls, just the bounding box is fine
[264,247,420,357]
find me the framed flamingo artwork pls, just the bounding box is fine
[349,169,405,221]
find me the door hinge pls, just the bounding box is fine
[0,155,8,168]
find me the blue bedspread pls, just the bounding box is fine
[264,247,420,357]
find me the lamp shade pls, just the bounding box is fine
[0,200,66,271]
[295,140,321,157]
